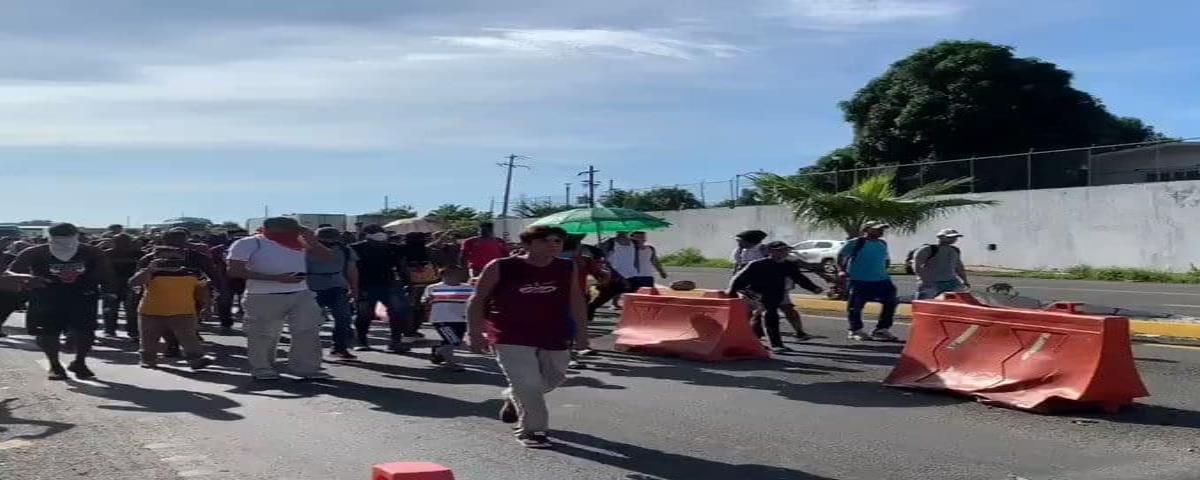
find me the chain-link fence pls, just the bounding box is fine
[508,138,1199,212]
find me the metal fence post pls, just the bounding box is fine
[1155,142,1162,182]
[1026,148,1034,190]
[968,157,975,193]
[729,179,736,207]
[1086,146,1093,186]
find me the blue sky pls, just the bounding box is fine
[1,0,1197,227]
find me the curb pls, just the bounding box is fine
[788,294,1200,341]
[655,287,1200,341]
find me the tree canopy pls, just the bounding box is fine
[601,187,703,211]
[513,201,575,218]
[838,40,1161,168]
[368,206,417,220]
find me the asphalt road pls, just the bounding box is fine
[666,267,1200,317]
[4,313,1200,480]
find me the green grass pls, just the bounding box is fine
[660,248,734,269]
[971,265,1200,284]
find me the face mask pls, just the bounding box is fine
[366,233,388,242]
[48,235,80,261]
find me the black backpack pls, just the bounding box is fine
[905,244,958,275]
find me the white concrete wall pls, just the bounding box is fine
[499,180,1200,270]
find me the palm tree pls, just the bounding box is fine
[752,170,997,238]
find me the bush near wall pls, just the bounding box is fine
[660,248,734,269]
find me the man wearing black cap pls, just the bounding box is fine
[731,230,769,272]
[726,241,822,353]
[5,223,114,379]
[350,224,412,352]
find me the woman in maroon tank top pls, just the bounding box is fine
[467,226,588,448]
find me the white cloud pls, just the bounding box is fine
[768,0,964,30]
[436,28,743,60]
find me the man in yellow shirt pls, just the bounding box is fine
[129,246,214,370]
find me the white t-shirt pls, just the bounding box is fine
[635,244,658,278]
[421,282,473,324]
[227,236,309,294]
[607,241,639,279]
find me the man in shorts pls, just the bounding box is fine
[6,223,114,379]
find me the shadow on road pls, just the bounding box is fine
[584,353,957,408]
[67,379,244,421]
[1083,403,1200,429]
[551,430,837,480]
[0,397,75,440]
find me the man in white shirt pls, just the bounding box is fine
[226,217,334,380]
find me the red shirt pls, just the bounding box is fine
[486,257,574,350]
[462,236,509,271]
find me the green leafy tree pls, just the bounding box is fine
[714,188,769,208]
[218,221,242,230]
[753,170,997,238]
[602,187,702,211]
[368,206,417,220]
[426,204,477,222]
[513,201,574,218]
[843,41,1161,165]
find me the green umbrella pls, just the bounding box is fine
[528,207,671,234]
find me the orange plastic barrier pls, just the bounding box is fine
[613,288,768,362]
[372,462,455,480]
[883,292,1149,413]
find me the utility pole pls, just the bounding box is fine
[608,179,614,197]
[384,195,389,212]
[497,154,531,218]
[564,183,572,205]
[489,196,496,216]
[578,165,600,207]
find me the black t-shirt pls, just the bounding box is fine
[104,246,144,279]
[351,241,407,287]
[9,245,107,300]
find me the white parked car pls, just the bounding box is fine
[789,239,845,274]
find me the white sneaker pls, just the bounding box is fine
[847,330,871,341]
[871,329,899,342]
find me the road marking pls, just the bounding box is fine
[178,470,216,477]
[1163,304,1200,308]
[161,455,209,463]
[0,439,34,450]
[997,285,1200,297]
[1144,343,1200,351]
[1020,333,1052,361]
[946,325,979,350]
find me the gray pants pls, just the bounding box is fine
[242,291,324,376]
[495,344,570,435]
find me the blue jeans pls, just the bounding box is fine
[847,280,898,332]
[356,284,411,345]
[313,287,355,352]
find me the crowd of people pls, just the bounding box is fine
[0,215,970,448]
[0,219,677,448]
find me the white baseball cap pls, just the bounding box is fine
[936,228,964,238]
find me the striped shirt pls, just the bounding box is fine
[421,282,474,324]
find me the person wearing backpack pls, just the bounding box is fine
[912,228,969,300]
[836,221,899,342]
[307,227,360,360]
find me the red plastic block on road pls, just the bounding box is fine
[372,462,455,480]
[883,292,1149,413]
[614,288,768,362]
